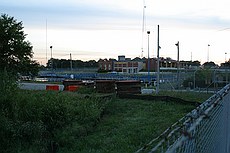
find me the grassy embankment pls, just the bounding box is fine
[0,72,212,153]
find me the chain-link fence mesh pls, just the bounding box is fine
[136,84,230,153]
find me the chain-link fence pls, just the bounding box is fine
[136,84,230,153]
[158,69,230,92]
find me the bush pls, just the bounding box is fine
[0,73,110,153]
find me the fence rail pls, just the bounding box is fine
[136,84,230,153]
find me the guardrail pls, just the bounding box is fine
[136,84,230,153]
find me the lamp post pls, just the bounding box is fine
[225,52,227,62]
[175,41,180,89]
[207,44,210,62]
[50,46,53,69]
[70,53,73,71]
[156,25,160,94]
[147,31,150,85]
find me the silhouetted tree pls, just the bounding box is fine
[191,60,201,67]
[0,14,39,75]
[220,61,230,68]
[47,58,98,69]
[203,61,217,69]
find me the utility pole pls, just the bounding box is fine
[50,46,53,70]
[147,31,150,85]
[70,53,73,71]
[141,0,146,58]
[175,41,180,89]
[207,44,210,62]
[46,20,47,65]
[156,25,160,94]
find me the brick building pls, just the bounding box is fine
[114,61,143,73]
[98,56,143,73]
[98,56,187,73]
[98,59,115,71]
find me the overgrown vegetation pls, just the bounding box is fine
[61,98,196,153]
[0,71,213,153]
[157,90,212,103]
[0,71,110,153]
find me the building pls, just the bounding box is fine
[98,55,191,73]
[118,55,126,61]
[98,59,115,71]
[144,57,178,71]
[98,56,144,73]
[114,56,143,73]
[114,61,143,73]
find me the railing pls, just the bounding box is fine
[136,84,230,153]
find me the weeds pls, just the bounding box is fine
[0,71,212,153]
[0,71,109,152]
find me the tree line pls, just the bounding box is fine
[47,58,98,69]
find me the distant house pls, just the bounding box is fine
[144,57,178,71]
[159,57,178,70]
[180,60,201,69]
[98,59,115,71]
[114,61,143,73]
[114,56,143,73]
[98,56,144,74]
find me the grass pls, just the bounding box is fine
[58,97,197,153]
[157,90,212,103]
[1,78,212,153]
[1,71,213,153]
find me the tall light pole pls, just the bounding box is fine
[70,53,73,71]
[156,25,160,94]
[225,52,227,62]
[147,31,150,85]
[50,46,53,59]
[46,20,48,64]
[175,41,180,89]
[141,0,146,58]
[50,46,53,69]
[207,44,210,62]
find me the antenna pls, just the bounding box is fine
[141,0,146,58]
[46,19,47,65]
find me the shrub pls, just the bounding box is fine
[0,70,111,152]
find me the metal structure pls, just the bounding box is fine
[156,25,160,94]
[147,31,150,84]
[135,84,230,153]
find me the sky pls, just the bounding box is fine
[1,0,230,65]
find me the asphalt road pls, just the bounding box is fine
[19,82,64,91]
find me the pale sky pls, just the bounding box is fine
[1,0,230,65]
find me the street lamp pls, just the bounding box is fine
[147,31,150,85]
[225,52,227,62]
[175,41,180,89]
[156,25,160,94]
[207,44,210,62]
[70,53,73,71]
[50,46,53,59]
[50,46,53,69]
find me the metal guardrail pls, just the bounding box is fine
[136,84,230,153]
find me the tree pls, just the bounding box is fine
[191,60,201,67]
[202,61,217,69]
[0,14,39,76]
[220,61,230,69]
[183,69,213,88]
